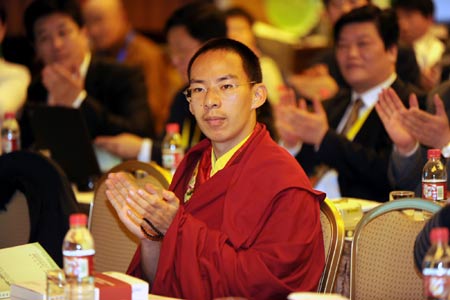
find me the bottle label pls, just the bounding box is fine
[423,269,450,299]
[162,149,184,171]
[63,250,95,279]
[1,136,19,154]
[422,181,447,201]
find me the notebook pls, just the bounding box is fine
[27,104,101,191]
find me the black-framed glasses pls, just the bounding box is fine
[183,81,257,103]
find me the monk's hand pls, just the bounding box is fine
[105,172,145,239]
[122,179,180,237]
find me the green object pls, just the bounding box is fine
[264,0,322,37]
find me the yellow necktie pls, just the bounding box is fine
[341,98,363,136]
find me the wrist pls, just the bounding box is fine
[396,141,419,157]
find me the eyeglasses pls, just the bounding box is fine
[183,81,257,103]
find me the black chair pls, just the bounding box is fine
[0,150,80,266]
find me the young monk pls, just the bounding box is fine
[105,38,325,300]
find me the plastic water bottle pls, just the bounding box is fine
[1,112,21,154]
[62,213,95,300]
[162,123,184,175]
[422,149,447,203]
[423,227,450,300]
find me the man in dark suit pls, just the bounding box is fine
[275,5,424,201]
[21,0,154,148]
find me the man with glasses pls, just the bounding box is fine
[105,38,325,300]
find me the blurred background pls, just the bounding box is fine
[0,0,448,78]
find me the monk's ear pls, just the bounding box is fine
[251,83,267,109]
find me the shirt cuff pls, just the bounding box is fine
[138,138,152,162]
[393,142,420,158]
[72,90,87,108]
[279,140,303,156]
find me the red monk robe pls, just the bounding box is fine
[127,123,325,300]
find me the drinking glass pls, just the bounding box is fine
[46,269,67,300]
[389,190,415,201]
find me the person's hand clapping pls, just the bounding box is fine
[42,63,84,107]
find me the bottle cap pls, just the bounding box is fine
[4,112,15,119]
[427,149,441,159]
[166,123,180,134]
[69,213,88,226]
[430,227,449,243]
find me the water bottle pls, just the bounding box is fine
[62,213,95,300]
[162,123,184,175]
[422,149,447,203]
[422,227,450,300]
[1,112,21,154]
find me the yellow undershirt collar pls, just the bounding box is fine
[210,133,252,176]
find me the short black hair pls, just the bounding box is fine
[391,0,434,18]
[24,0,84,42]
[187,38,262,83]
[224,7,255,25]
[322,0,372,8]
[164,2,227,43]
[334,5,399,50]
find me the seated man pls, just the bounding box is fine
[392,0,446,91]
[94,2,275,165]
[289,0,421,101]
[275,5,424,201]
[376,79,450,195]
[21,0,154,148]
[82,0,175,135]
[93,2,228,163]
[105,38,325,300]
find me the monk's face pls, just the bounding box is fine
[187,49,266,157]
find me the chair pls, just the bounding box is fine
[89,160,171,272]
[350,198,441,300]
[0,150,80,266]
[317,199,345,293]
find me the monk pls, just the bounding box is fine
[105,38,325,300]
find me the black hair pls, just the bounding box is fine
[391,0,434,18]
[24,0,84,42]
[164,2,227,43]
[224,7,255,25]
[334,5,399,50]
[187,38,262,83]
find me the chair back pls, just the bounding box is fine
[350,198,441,300]
[0,150,79,266]
[0,191,30,248]
[318,199,345,293]
[89,160,171,272]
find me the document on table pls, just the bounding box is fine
[0,243,59,299]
